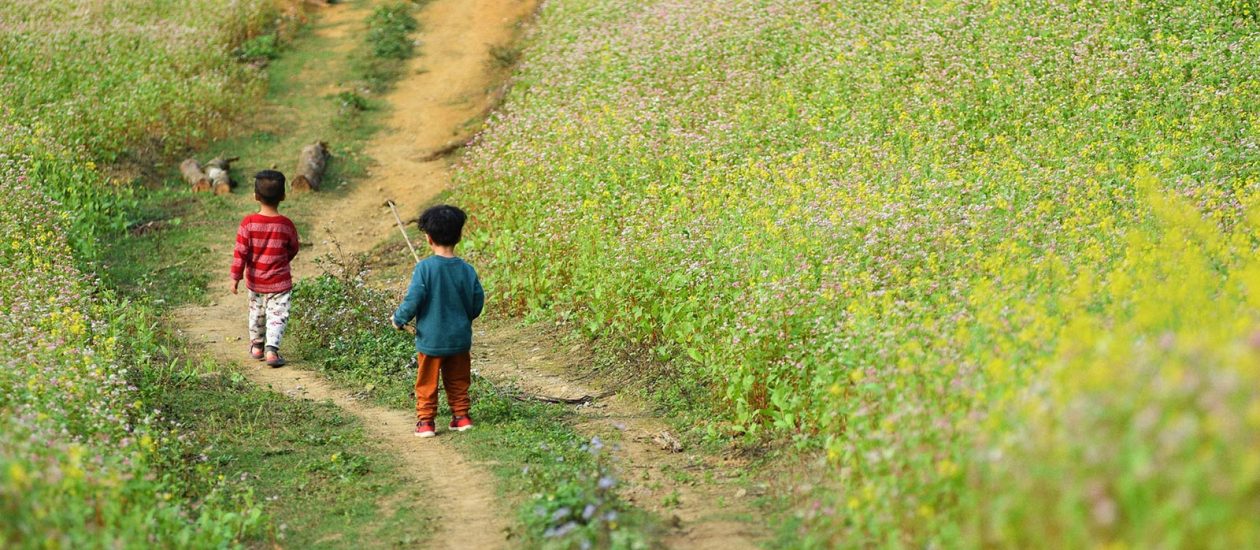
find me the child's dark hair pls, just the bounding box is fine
[254,170,286,206]
[418,204,467,246]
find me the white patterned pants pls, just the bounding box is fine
[248,290,291,350]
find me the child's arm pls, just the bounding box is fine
[229,220,250,294]
[392,264,427,329]
[469,275,485,321]
[288,220,301,261]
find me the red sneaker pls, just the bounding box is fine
[415,420,437,438]
[449,416,474,432]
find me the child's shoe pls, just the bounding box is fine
[249,341,265,361]
[415,420,437,438]
[264,348,286,368]
[449,416,474,432]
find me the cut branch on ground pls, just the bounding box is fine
[180,158,211,192]
[205,156,238,196]
[292,141,331,192]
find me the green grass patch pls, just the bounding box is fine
[154,361,431,548]
[99,187,239,307]
[367,3,419,60]
[353,1,424,93]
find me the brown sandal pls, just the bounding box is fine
[265,350,286,368]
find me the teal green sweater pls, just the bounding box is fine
[392,255,485,356]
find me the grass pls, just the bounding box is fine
[0,0,287,161]
[356,2,425,93]
[450,0,1260,546]
[1,0,305,545]
[154,359,431,548]
[0,0,441,546]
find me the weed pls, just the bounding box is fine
[489,44,522,68]
[336,90,373,113]
[367,3,419,60]
[236,33,281,63]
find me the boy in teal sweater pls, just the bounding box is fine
[392,205,485,437]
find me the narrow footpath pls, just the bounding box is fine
[175,1,536,548]
[175,0,767,547]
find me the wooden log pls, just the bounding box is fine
[206,156,237,196]
[180,159,211,193]
[292,141,330,192]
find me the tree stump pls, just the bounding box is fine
[292,141,330,192]
[205,156,237,196]
[180,159,211,193]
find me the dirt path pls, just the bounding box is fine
[176,0,764,547]
[474,323,768,549]
[175,1,536,548]
[294,0,536,275]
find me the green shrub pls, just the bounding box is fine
[336,91,372,112]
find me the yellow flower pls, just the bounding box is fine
[7,463,28,488]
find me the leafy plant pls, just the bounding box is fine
[236,33,281,62]
[336,90,371,113]
[366,3,418,60]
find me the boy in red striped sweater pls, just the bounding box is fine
[230,170,300,367]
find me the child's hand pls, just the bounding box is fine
[390,317,402,331]
[231,279,240,295]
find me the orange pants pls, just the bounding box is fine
[415,352,472,421]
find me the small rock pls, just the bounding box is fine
[735,488,748,499]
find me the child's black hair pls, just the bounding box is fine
[254,170,286,206]
[418,204,467,246]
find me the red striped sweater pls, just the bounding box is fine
[230,213,300,293]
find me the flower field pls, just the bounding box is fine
[0,0,289,161]
[0,128,264,546]
[452,0,1260,545]
[2,0,296,546]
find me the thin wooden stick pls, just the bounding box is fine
[386,200,420,263]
